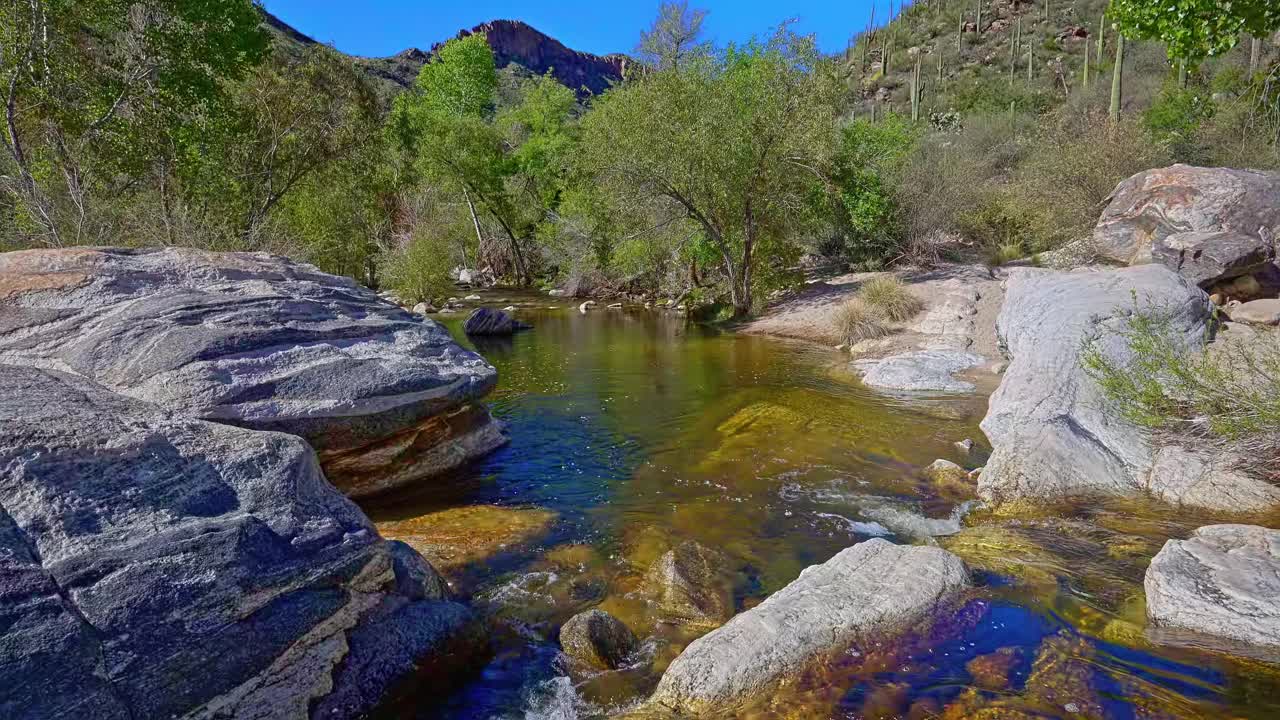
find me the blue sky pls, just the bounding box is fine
[261,1,888,58]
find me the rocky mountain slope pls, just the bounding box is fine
[263,10,628,99]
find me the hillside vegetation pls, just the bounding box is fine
[2,0,1278,316]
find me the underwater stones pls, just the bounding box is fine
[639,540,735,631]
[855,350,986,392]
[0,364,476,720]
[0,247,506,499]
[966,647,1024,692]
[925,459,970,485]
[645,539,969,715]
[1145,524,1280,650]
[463,307,531,335]
[375,505,558,574]
[560,609,640,670]
[979,265,1218,508]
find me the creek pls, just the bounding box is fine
[361,292,1280,719]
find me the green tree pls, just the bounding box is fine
[0,0,268,245]
[581,28,839,316]
[391,33,537,284]
[638,1,711,71]
[1109,0,1279,61]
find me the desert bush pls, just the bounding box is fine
[858,276,924,321]
[833,298,890,343]
[1083,305,1280,471]
[383,232,456,305]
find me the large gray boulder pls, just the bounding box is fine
[1093,165,1280,266]
[0,364,481,720]
[1152,230,1275,288]
[1145,525,1280,650]
[645,539,968,715]
[978,265,1280,510]
[0,247,506,497]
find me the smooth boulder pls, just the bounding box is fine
[0,247,507,498]
[0,365,480,720]
[980,266,1229,507]
[1093,165,1280,266]
[560,609,639,670]
[1226,298,1280,326]
[645,539,968,715]
[1145,525,1280,650]
[463,307,531,335]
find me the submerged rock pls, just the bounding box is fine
[644,539,968,715]
[1145,524,1280,650]
[925,459,970,485]
[560,609,639,670]
[977,265,1262,509]
[0,247,507,498]
[0,365,480,720]
[639,540,735,631]
[463,307,532,335]
[855,350,986,392]
[1092,164,1280,266]
[376,504,558,574]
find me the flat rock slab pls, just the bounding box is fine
[1226,299,1280,326]
[1146,525,1280,650]
[0,364,475,720]
[0,247,506,497]
[1093,164,1280,266]
[855,350,986,392]
[645,539,968,715]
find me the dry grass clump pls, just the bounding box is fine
[833,298,891,344]
[858,276,925,322]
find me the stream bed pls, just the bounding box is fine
[361,292,1280,720]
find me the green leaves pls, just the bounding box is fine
[1110,0,1280,60]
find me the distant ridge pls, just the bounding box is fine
[262,10,629,99]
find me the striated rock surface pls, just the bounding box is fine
[855,349,985,392]
[0,364,481,720]
[979,265,1237,508]
[0,247,506,498]
[1093,164,1280,266]
[645,539,968,715]
[1153,230,1275,288]
[1146,525,1280,650]
[560,609,639,670]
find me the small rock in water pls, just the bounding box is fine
[639,540,734,630]
[503,305,516,311]
[954,438,976,456]
[607,302,623,309]
[463,308,531,336]
[560,609,639,670]
[464,294,482,301]
[580,301,596,313]
[925,459,969,485]
[411,301,437,315]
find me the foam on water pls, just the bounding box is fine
[517,676,584,720]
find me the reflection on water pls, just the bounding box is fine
[360,294,1280,720]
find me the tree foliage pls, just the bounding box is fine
[1110,0,1280,60]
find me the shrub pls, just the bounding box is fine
[833,298,890,343]
[1082,305,1280,473]
[858,276,924,321]
[383,233,455,305]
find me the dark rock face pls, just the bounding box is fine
[560,609,639,670]
[449,20,629,97]
[0,364,480,720]
[1093,165,1280,266]
[1152,230,1275,288]
[464,307,531,336]
[0,247,507,497]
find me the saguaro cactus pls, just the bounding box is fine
[911,54,923,121]
[1110,33,1125,123]
[1250,36,1262,77]
[1096,13,1106,67]
[976,1,982,36]
[1027,42,1034,81]
[1082,37,1090,88]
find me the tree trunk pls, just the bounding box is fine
[1110,34,1125,124]
[462,187,482,269]
[1249,36,1262,77]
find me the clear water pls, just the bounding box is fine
[361,293,1280,720]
